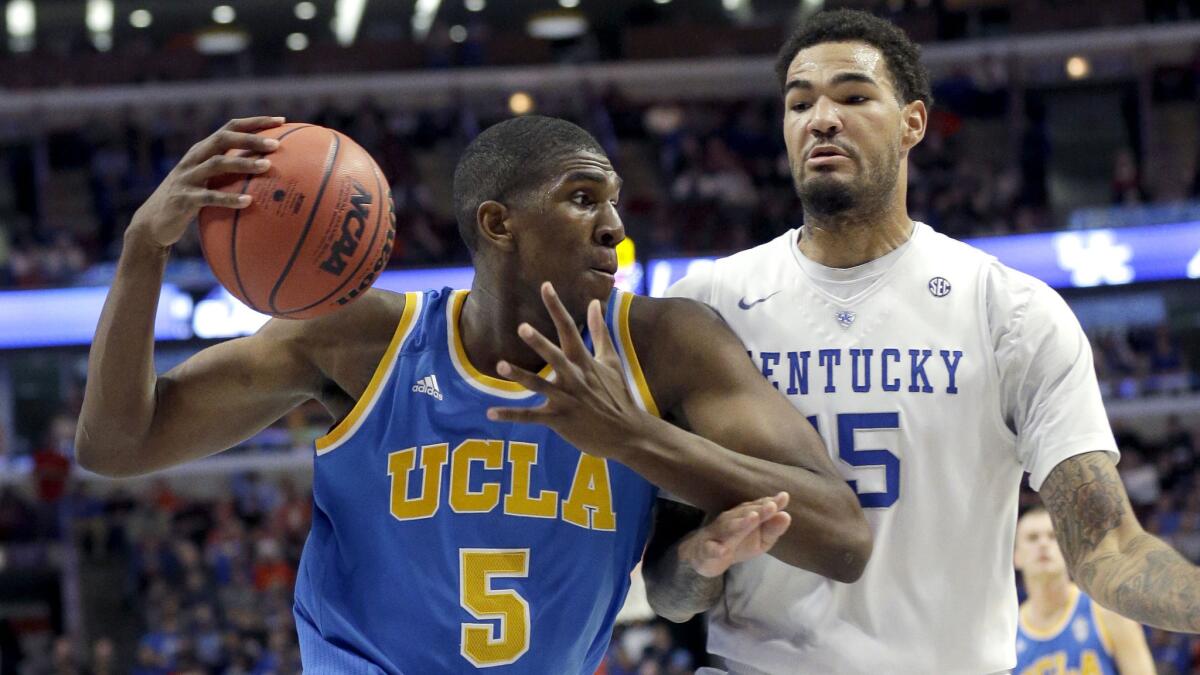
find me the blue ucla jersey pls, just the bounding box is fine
[1015,587,1117,675]
[293,288,659,674]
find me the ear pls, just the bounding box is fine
[900,99,927,152]
[475,200,515,252]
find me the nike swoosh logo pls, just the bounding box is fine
[738,291,782,310]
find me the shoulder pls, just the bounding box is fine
[664,230,796,301]
[257,288,411,381]
[625,293,749,415]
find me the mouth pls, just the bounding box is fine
[808,145,848,160]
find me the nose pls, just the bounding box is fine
[808,96,842,140]
[594,203,625,248]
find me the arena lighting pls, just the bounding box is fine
[411,0,440,40]
[6,0,35,52]
[449,24,467,42]
[509,91,534,115]
[526,10,587,40]
[195,27,250,54]
[559,0,580,7]
[1066,55,1091,80]
[212,4,236,24]
[287,32,309,50]
[294,1,317,20]
[334,0,368,45]
[86,0,113,33]
[465,0,485,11]
[653,0,671,4]
[86,0,113,51]
[129,8,152,28]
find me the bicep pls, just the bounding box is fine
[1039,452,1141,573]
[142,321,322,470]
[650,300,831,472]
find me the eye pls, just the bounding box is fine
[845,95,868,104]
[572,191,594,207]
[790,102,811,113]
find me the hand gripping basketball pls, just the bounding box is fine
[679,493,792,578]
[128,116,285,249]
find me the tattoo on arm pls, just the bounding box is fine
[643,500,724,623]
[1039,451,1126,575]
[1041,451,1200,631]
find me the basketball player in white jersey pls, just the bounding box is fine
[643,9,1200,674]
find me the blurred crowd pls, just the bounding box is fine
[3,84,1198,290]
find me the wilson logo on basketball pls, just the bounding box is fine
[320,180,373,276]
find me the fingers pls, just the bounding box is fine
[709,498,778,541]
[221,116,287,133]
[759,512,792,547]
[588,299,618,362]
[182,118,284,169]
[540,282,589,360]
[486,405,549,424]
[495,360,552,395]
[191,189,253,210]
[189,155,272,182]
[515,323,574,376]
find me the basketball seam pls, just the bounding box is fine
[230,124,313,313]
[267,128,340,315]
[282,142,387,315]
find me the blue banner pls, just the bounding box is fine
[644,221,1200,296]
[0,221,1195,349]
[0,285,193,349]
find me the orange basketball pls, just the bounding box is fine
[198,123,395,320]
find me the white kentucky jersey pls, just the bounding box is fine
[668,223,1117,675]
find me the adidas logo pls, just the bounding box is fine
[412,374,443,401]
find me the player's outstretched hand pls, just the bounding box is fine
[486,281,651,458]
[128,116,285,250]
[680,493,792,578]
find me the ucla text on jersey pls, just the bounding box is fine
[1016,587,1117,675]
[294,288,658,674]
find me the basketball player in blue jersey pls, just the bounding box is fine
[1014,508,1154,675]
[73,114,872,673]
[646,9,1200,674]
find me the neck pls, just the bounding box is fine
[1024,573,1075,626]
[459,267,563,379]
[798,205,913,268]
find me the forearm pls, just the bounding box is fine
[617,415,868,580]
[76,227,169,470]
[1075,531,1200,632]
[644,538,725,623]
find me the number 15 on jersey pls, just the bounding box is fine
[807,412,901,508]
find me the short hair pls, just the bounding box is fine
[775,9,932,108]
[452,115,606,254]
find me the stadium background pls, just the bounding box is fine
[0,0,1198,672]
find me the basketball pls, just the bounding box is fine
[198,123,395,320]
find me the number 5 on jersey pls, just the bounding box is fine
[460,549,530,667]
[808,412,901,508]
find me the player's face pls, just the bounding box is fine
[1014,511,1068,580]
[515,151,625,319]
[781,41,911,217]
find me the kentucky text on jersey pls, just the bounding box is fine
[749,348,964,395]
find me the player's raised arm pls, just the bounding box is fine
[75,116,322,477]
[1041,452,1200,633]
